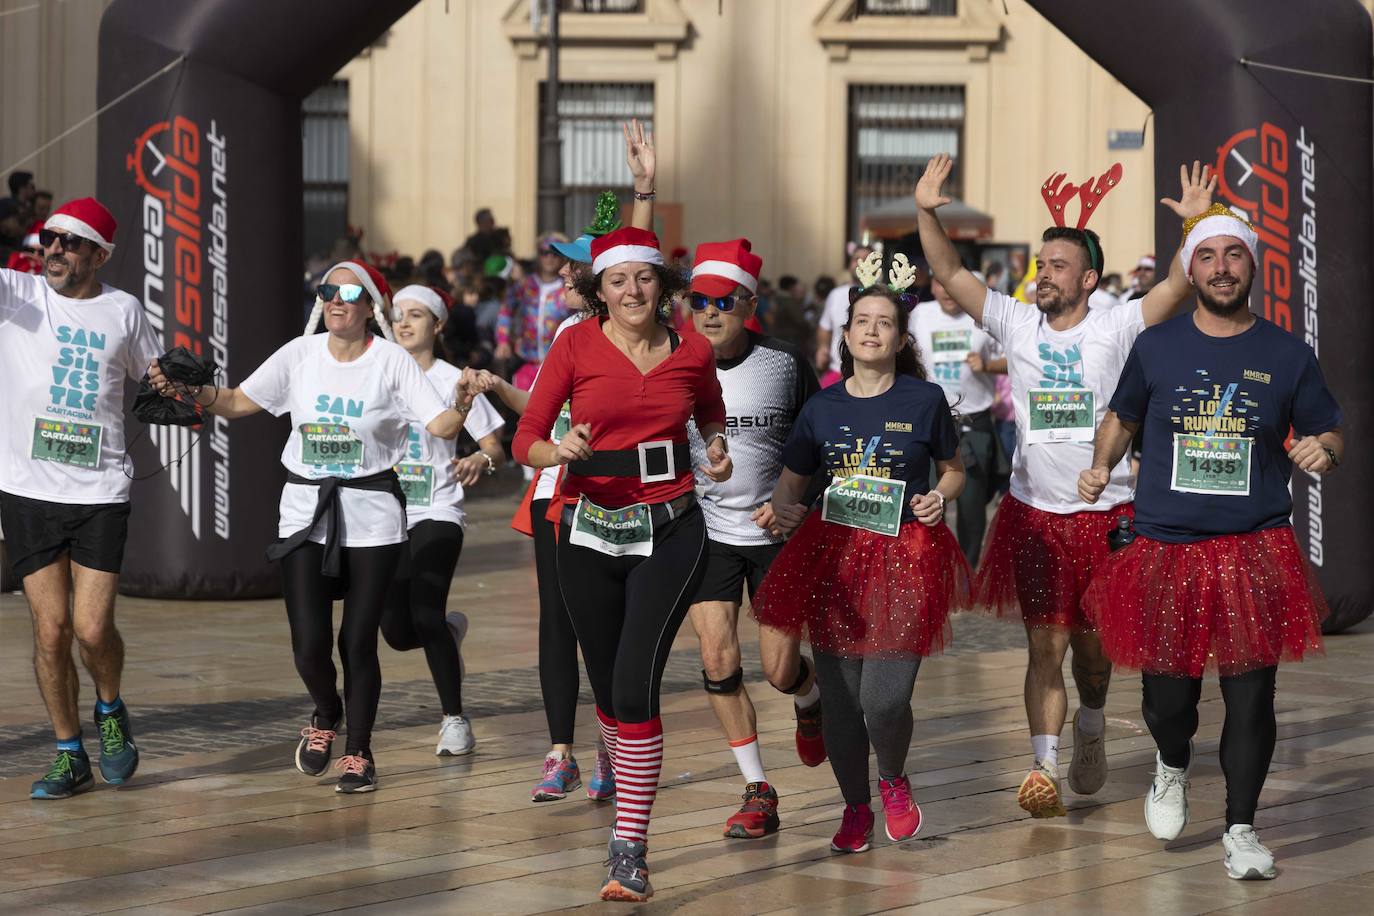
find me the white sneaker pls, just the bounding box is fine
[1143,747,1190,841]
[436,714,475,756]
[446,611,469,681]
[1068,709,1107,795]
[1223,824,1277,879]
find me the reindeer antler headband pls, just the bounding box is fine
[1040,162,1123,272]
[851,249,920,311]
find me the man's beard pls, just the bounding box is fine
[45,256,90,294]
[1196,274,1253,317]
[1035,284,1072,317]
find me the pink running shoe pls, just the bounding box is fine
[879,775,923,841]
[830,803,874,853]
[531,753,581,802]
[586,744,616,800]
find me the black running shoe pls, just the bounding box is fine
[30,750,94,800]
[334,753,377,794]
[295,714,339,777]
[94,702,139,785]
[600,837,652,902]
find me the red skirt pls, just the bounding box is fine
[973,494,1132,630]
[1083,526,1326,678]
[750,513,969,657]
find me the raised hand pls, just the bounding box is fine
[623,118,656,193]
[915,153,955,211]
[1160,160,1217,221]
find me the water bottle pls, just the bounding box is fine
[1107,515,1136,552]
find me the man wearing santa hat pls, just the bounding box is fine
[0,197,161,799]
[1080,203,1343,881]
[684,238,825,840]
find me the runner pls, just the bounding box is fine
[478,121,658,803]
[914,154,1217,816]
[683,238,823,840]
[150,261,475,794]
[512,226,730,902]
[382,284,506,757]
[911,278,1003,564]
[752,254,969,853]
[1080,204,1342,879]
[1,198,159,799]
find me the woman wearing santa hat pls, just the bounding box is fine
[378,284,507,758]
[512,225,730,903]
[151,262,476,794]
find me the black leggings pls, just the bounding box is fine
[381,520,464,716]
[533,498,580,745]
[557,502,707,723]
[1141,666,1278,828]
[281,541,403,756]
[813,651,923,806]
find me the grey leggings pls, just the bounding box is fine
[813,651,923,806]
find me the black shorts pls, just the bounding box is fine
[0,492,131,580]
[693,538,784,604]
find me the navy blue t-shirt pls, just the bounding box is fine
[1110,313,1342,543]
[782,374,959,523]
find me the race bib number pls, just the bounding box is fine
[568,497,654,557]
[821,474,906,537]
[1171,434,1252,496]
[931,329,972,363]
[299,423,364,468]
[1026,388,1095,444]
[396,463,434,507]
[552,401,572,444]
[31,418,102,468]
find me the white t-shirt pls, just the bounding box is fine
[911,301,996,415]
[979,288,1143,513]
[532,313,585,502]
[240,334,449,546]
[818,282,855,370]
[0,269,161,504]
[398,359,504,529]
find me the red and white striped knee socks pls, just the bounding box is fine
[610,715,663,844]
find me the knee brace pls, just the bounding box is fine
[703,666,745,695]
[780,656,812,695]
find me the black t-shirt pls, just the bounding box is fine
[783,374,959,523]
[1110,313,1342,543]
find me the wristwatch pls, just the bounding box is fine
[1322,445,1339,468]
[707,432,729,453]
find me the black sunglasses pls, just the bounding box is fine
[38,229,89,253]
[315,283,370,304]
[689,293,750,312]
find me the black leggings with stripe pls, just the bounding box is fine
[556,502,707,724]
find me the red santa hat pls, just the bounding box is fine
[6,250,43,274]
[1179,203,1259,283]
[393,283,450,322]
[45,197,118,253]
[590,226,664,275]
[22,220,43,251]
[691,238,763,298]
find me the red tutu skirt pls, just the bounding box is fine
[750,513,970,657]
[973,494,1132,630]
[1083,526,1326,677]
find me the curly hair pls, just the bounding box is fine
[572,263,688,323]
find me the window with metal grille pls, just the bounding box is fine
[560,0,643,12]
[847,84,964,244]
[538,81,654,237]
[857,0,958,15]
[302,80,350,257]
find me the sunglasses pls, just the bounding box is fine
[689,293,749,312]
[38,229,89,253]
[316,283,369,304]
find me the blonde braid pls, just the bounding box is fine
[303,297,325,335]
[372,297,395,342]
